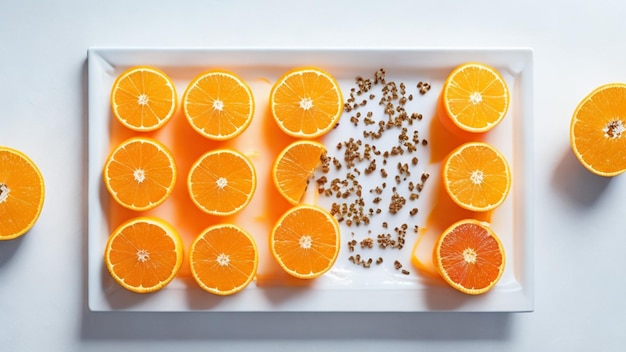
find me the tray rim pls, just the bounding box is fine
[87,47,534,313]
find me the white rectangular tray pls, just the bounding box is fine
[87,48,534,312]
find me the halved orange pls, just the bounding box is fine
[110,66,177,132]
[187,149,256,216]
[441,62,509,133]
[183,70,255,140]
[442,142,511,212]
[103,137,177,211]
[190,224,258,295]
[570,83,626,176]
[434,219,505,295]
[104,217,184,293]
[0,147,45,240]
[270,67,343,138]
[270,205,340,279]
[272,140,326,205]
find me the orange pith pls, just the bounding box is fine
[442,142,511,212]
[103,137,177,211]
[183,70,255,140]
[442,62,509,133]
[0,147,45,240]
[110,66,177,132]
[190,224,258,295]
[570,83,626,176]
[187,149,256,216]
[104,217,184,293]
[273,140,326,205]
[434,219,505,295]
[270,67,343,138]
[270,205,340,279]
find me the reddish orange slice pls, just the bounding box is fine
[434,219,506,295]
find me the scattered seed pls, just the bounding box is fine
[360,237,374,249]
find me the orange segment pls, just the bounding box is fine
[110,66,177,132]
[442,142,511,212]
[270,67,343,138]
[183,70,255,140]
[434,219,505,295]
[270,205,340,279]
[187,149,256,216]
[104,217,184,293]
[103,137,177,211]
[570,83,626,176]
[273,140,326,205]
[442,62,509,133]
[0,147,45,240]
[190,224,258,295]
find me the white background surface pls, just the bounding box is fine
[1,0,625,351]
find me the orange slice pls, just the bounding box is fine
[270,67,343,138]
[110,66,177,132]
[270,205,340,279]
[187,149,256,216]
[434,219,505,295]
[190,224,258,295]
[570,83,626,176]
[272,140,326,205]
[103,137,177,211]
[104,217,184,293]
[182,70,255,140]
[442,142,511,212]
[0,147,45,240]
[441,62,509,133]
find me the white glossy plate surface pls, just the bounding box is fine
[88,48,533,312]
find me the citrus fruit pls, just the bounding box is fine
[570,83,626,176]
[104,217,184,293]
[270,205,340,279]
[434,219,506,295]
[182,70,255,140]
[272,140,327,205]
[0,147,45,240]
[103,137,177,211]
[110,66,177,132]
[442,142,511,212]
[187,149,256,216]
[270,67,343,138]
[441,62,509,133]
[189,224,258,295]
